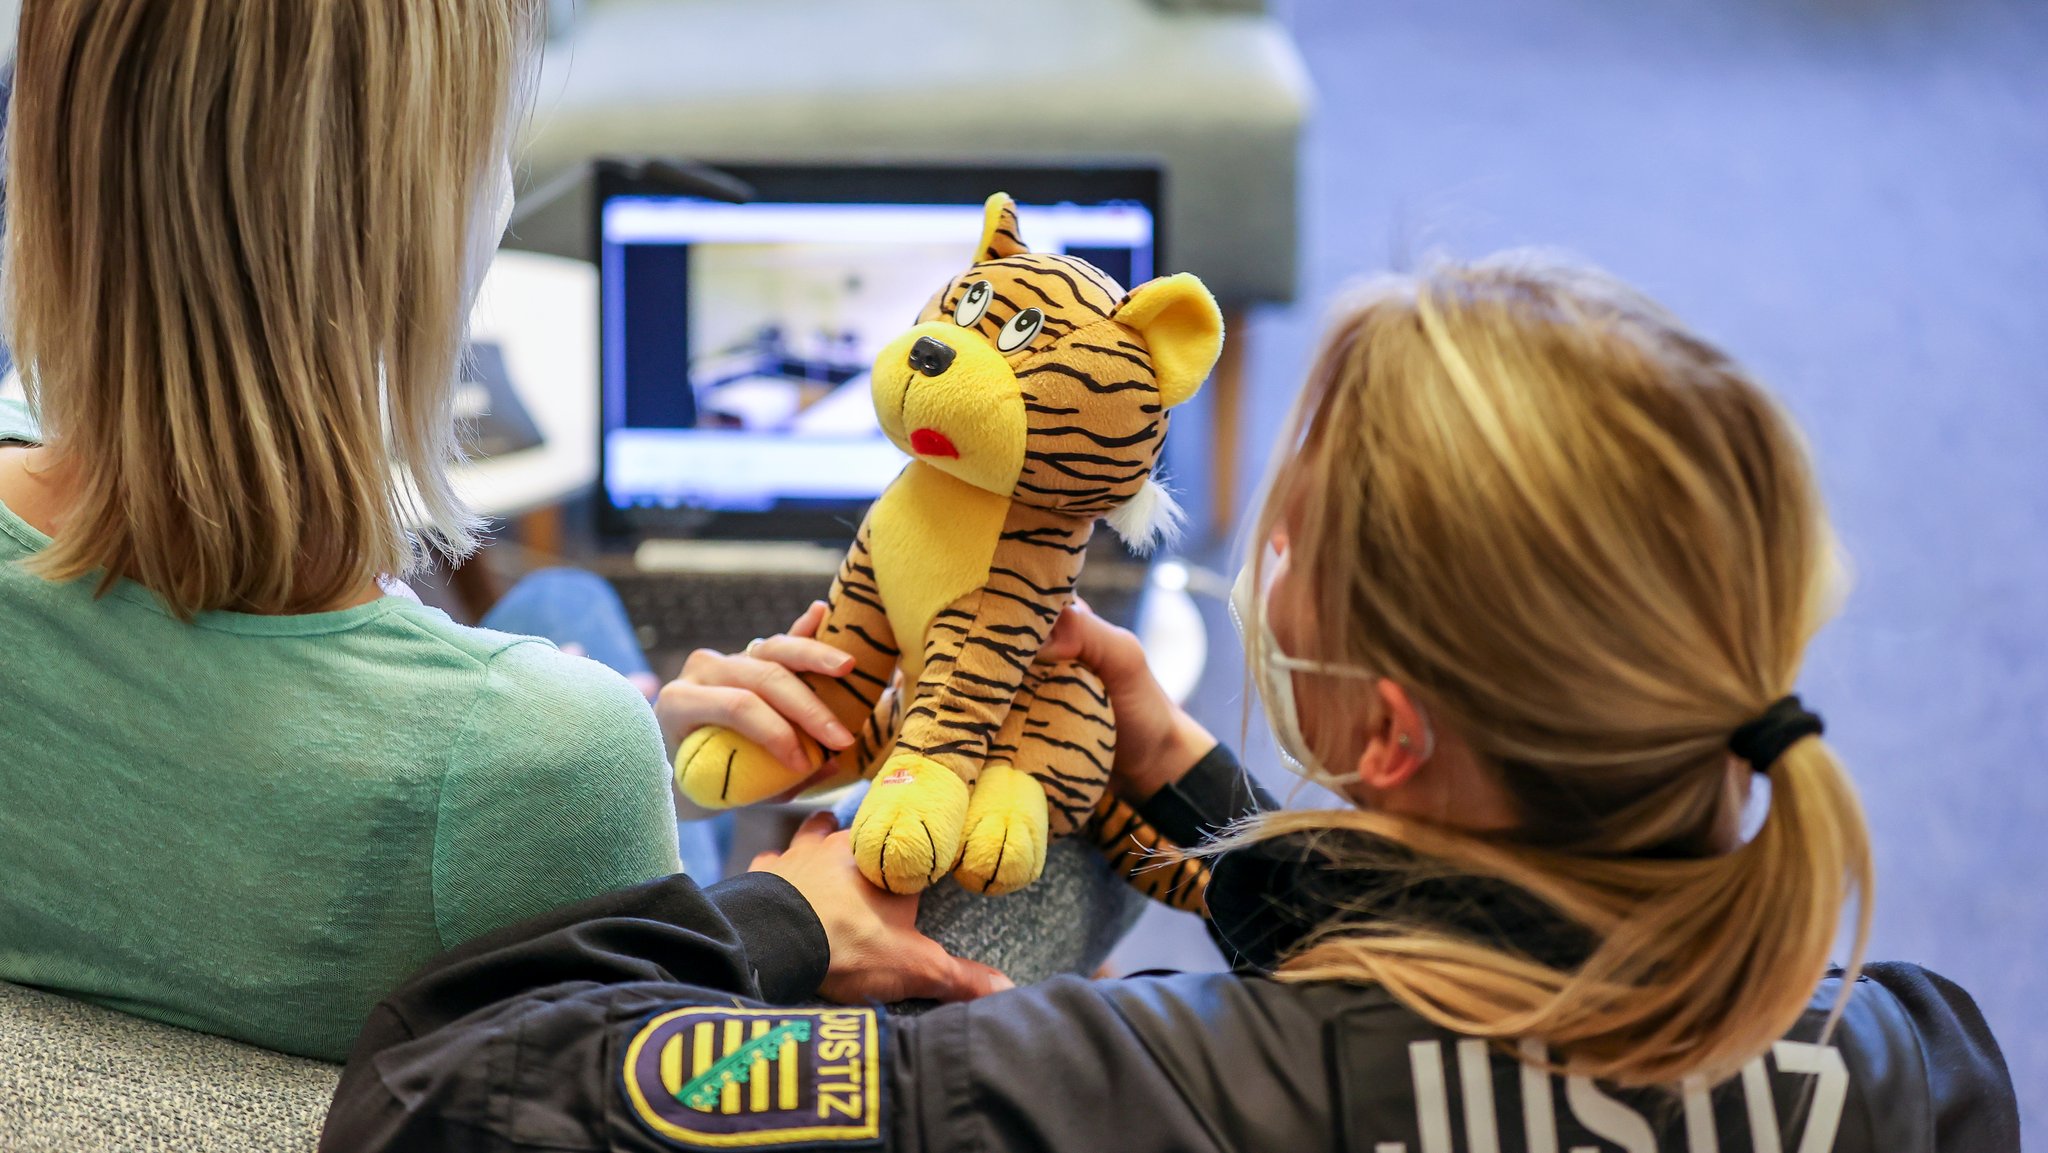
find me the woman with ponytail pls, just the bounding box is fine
[1213,256,1879,1089]
[321,256,2018,1153]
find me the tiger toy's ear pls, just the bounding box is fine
[1114,273,1224,411]
[977,192,1030,261]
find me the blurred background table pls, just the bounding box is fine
[454,252,600,523]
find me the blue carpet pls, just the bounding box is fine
[1118,0,2046,1133]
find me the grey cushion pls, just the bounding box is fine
[0,982,338,1152]
[518,0,1310,303]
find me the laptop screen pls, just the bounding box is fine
[597,193,1157,522]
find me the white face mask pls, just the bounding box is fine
[463,157,517,306]
[1229,559,1434,788]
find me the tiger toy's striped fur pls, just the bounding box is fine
[677,194,1222,904]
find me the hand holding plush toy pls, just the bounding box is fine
[678,194,1222,899]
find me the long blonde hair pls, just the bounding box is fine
[1252,254,1872,1087]
[6,0,545,616]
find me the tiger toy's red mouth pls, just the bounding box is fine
[909,428,959,458]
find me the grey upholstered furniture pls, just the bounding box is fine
[0,981,338,1152]
[520,0,1310,305]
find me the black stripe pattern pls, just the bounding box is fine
[922,248,1172,519]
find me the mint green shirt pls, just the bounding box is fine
[0,400,680,1060]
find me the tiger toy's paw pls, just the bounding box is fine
[675,725,808,809]
[954,764,1050,896]
[850,754,971,893]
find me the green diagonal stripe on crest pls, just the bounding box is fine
[676,1020,814,1109]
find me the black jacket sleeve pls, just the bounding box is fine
[319,872,829,1153]
[319,869,1275,1153]
[1132,742,1278,960]
[1133,742,1273,849]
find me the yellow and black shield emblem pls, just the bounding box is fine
[620,1006,881,1148]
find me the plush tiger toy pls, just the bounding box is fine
[677,194,1219,903]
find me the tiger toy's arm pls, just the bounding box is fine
[849,502,1093,894]
[1091,793,1212,914]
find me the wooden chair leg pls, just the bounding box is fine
[448,551,503,623]
[519,504,564,559]
[1210,305,1248,539]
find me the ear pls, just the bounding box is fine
[1113,273,1224,410]
[1355,680,1435,791]
[978,192,1029,261]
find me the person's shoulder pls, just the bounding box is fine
[427,626,676,948]
[469,627,650,720]
[437,630,662,780]
[981,969,1374,1061]
[1820,960,2003,1052]
[379,606,647,717]
[370,601,543,667]
[1816,961,2020,1152]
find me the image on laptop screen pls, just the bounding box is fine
[598,197,1156,516]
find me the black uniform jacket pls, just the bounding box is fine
[321,748,2018,1153]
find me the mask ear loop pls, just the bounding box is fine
[1391,698,1439,766]
[1272,651,1438,779]
[1232,557,1440,786]
[1410,700,1438,763]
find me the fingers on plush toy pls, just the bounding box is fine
[676,192,1224,901]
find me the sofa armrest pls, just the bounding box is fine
[1149,0,1269,13]
[0,982,340,1151]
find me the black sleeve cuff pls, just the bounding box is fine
[705,872,831,1003]
[1136,743,1274,849]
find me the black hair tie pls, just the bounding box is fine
[1729,695,1824,772]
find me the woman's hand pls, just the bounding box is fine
[753,813,1012,1004]
[653,602,859,801]
[1040,600,1216,804]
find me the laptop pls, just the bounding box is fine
[588,161,1168,675]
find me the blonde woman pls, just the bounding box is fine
[323,256,2017,1151]
[0,1,692,1062]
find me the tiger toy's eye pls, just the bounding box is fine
[954,281,993,328]
[996,307,1044,353]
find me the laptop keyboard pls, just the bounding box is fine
[611,564,1148,680]
[612,570,831,676]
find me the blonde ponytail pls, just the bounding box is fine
[1248,255,1874,1087]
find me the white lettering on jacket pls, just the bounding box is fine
[1384,1038,1851,1152]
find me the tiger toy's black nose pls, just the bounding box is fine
[907,336,957,378]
